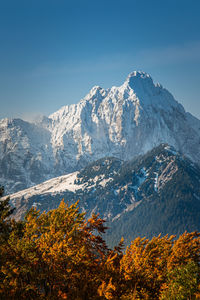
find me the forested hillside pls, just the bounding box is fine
[0,195,199,299]
[8,144,200,248]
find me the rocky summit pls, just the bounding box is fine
[1,71,200,193]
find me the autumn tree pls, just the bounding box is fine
[0,200,111,299]
[97,238,124,300]
[120,233,200,299]
[0,186,24,300]
[160,232,200,300]
[0,195,199,300]
[160,261,199,299]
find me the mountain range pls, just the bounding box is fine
[1,71,200,246]
[1,71,200,194]
[8,144,200,246]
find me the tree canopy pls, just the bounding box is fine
[0,195,199,299]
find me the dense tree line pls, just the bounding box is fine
[0,190,199,299]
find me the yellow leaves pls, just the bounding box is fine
[167,231,200,271]
[98,278,116,300]
[58,198,66,209]
[106,253,118,265]
[1,198,200,299]
[12,268,19,275]
[58,290,68,299]
[195,285,200,299]
[120,232,200,299]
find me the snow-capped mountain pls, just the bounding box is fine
[7,144,200,246]
[1,71,200,193]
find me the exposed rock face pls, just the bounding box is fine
[1,71,200,193]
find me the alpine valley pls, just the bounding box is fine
[1,71,200,245]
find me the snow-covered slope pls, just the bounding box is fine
[1,71,200,193]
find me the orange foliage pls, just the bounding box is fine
[0,199,199,299]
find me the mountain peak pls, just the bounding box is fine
[84,85,107,101]
[1,71,200,194]
[128,70,151,79]
[124,70,154,90]
[90,85,102,92]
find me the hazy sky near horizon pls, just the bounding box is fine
[0,0,200,121]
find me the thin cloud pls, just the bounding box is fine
[17,112,45,123]
[31,54,126,78]
[31,40,200,79]
[135,41,200,67]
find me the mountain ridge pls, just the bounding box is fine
[1,71,200,193]
[6,144,200,246]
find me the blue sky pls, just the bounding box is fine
[0,0,200,120]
